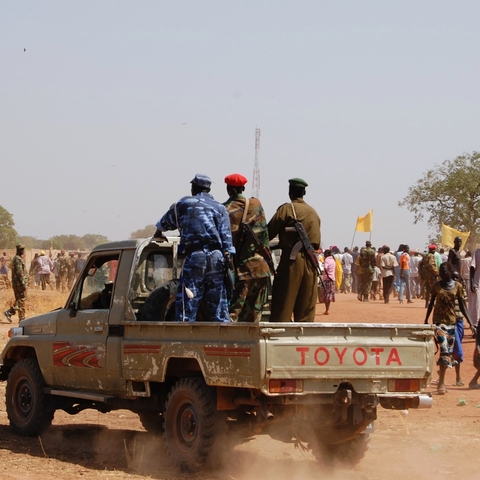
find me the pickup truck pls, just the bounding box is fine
[0,238,434,471]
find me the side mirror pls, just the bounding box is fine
[68,301,77,318]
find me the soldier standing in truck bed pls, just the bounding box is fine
[268,178,321,322]
[223,173,272,322]
[154,174,235,323]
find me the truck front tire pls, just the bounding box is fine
[5,358,54,436]
[164,377,217,471]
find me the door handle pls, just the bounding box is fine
[94,326,104,332]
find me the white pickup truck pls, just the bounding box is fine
[0,238,434,471]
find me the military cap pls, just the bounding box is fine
[288,177,308,188]
[16,244,25,250]
[224,173,248,187]
[190,174,212,188]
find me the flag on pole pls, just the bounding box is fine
[441,224,470,247]
[356,210,373,233]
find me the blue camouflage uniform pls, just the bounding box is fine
[156,175,234,322]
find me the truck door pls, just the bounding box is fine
[52,252,120,392]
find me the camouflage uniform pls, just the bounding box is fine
[156,191,234,323]
[67,254,76,289]
[58,253,69,293]
[224,194,271,322]
[358,246,376,301]
[9,253,29,320]
[421,252,439,306]
[268,198,321,322]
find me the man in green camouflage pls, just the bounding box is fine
[421,244,439,308]
[67,252,76,289]
[224,173,272,322]
[357,241,376,302]
[4,245,29,322]
[58,250,69,293]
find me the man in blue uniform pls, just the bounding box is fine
[153,174,234,322]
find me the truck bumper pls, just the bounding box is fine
[378,393,433,410]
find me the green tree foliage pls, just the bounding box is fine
[130,224,156,239]
[0,206,18,248]
[50,235,85,251]
[17,236,48,249]
[82,234,109,249]
[18,234,108,251]
[399,151,480,249]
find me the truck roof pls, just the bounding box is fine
[91,237,180,253]
[92,239,145,252]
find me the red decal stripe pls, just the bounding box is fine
[52,343,102,368]
[124,344,161,354]
[204,347,251,357]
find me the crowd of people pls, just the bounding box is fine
[323,237,480,395]
[27,250,85,293]
[1,248,86,322]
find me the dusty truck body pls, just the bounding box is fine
[0,238,435,470]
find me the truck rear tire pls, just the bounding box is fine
[6,358,54,436]
[164,377,216,471]
[313,434,370,467]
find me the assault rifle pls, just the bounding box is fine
[224,252,236,302]
[291,220,324,282]
[236,223,276,276]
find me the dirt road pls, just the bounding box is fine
[0,290,478,479]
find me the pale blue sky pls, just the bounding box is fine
[2,1,479,250]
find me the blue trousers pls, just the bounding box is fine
[176,249,230,322]
[399,270,411,301]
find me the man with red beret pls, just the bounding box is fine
[223,173,272,322]
[268,178,321,322]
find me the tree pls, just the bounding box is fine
[130,224,156,239]
[398,151,480,250]
[0,206,18,248]
[49,235,86,251]
[82,234,109,249]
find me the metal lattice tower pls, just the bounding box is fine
[252,127,261,198]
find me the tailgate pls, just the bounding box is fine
[260,323,435,395]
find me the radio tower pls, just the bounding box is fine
[252,127,261,198]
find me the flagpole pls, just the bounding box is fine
[351,223,358,250]
[369,209,373,243]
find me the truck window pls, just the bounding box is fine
[145,253,174,291]
[74,255,119,310]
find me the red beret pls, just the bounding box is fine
[428,244,437,250]
[224,173,248,187]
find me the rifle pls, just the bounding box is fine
[237,222,276,276]
[291,220,323,278]
[224,252,236,302]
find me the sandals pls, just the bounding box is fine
[454,381,465,386]
[437,388,448,395]
[469,383,480,389]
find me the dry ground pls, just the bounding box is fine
[0,289,478,480]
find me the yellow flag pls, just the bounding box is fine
[441,224,470,248]
[356,210,373,233]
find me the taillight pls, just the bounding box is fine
[269,379,303,393]
[388,379,420,392]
